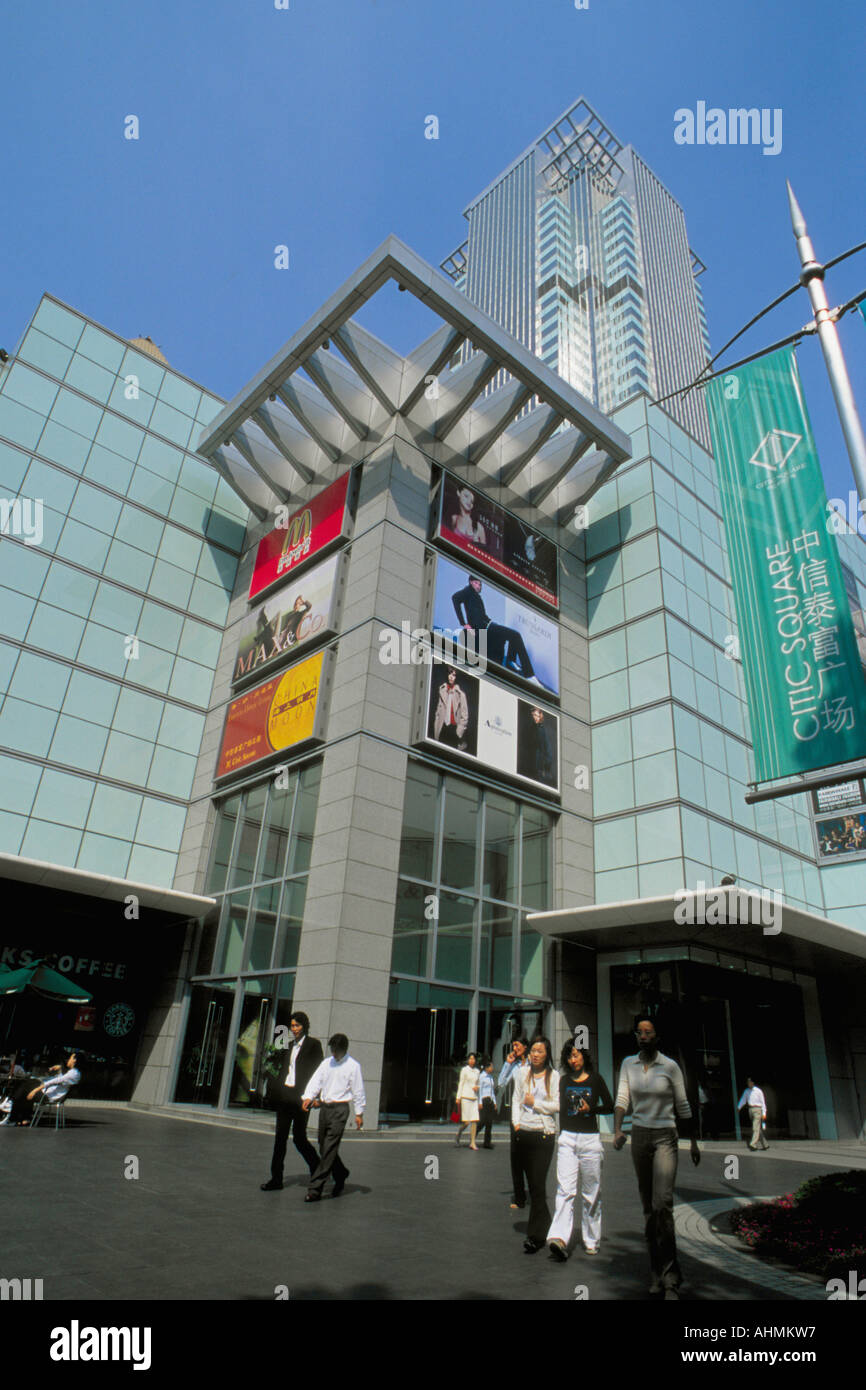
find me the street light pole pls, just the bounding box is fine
[787,181,866,508]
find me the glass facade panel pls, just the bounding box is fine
[274,879,306,971]
[483,793,519,902]
[392,879,430,977]
[480,902,515,991]
[208,796,240,894]
[398,761,438,880]
[287,763,321,875]
[257,779,295,882]
[441,779,479,892]
[435,891,476,984]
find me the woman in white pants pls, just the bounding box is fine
[547,1041,615,1259]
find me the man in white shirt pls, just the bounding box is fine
[301,1033,365,1202]
[737,1077,769,1150]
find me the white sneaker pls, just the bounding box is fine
[584,1245,599,1255]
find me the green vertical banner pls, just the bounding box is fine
[706,347,866,783]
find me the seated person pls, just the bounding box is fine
[0,1051,81,1126]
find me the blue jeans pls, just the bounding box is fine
[630,1126,680,1289]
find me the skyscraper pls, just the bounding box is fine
[441,98,712,447]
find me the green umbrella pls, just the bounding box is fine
[0,959,92,1003]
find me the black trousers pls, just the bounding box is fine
[478,1097,496,1147]
[509,1124,525,1204]
[516,1129,555,1244]
[308,1102,350,1194]
[8,1079,35,1125]
[271,1100,318,1181]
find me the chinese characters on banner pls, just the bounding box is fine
[706,348,866,783]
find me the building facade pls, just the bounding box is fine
[1,240,864,1139]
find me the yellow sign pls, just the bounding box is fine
[267,651,324,751]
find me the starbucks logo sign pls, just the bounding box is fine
[103,1003,135,1038]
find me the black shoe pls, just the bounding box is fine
[510,1198,526,1209]
[304,1192,322,1203]
[523,1238,542,1254]
[332,1175,349,1198]
[548,1241,569,1262]
[482,1144,493,1149]
[260,1179,283,1191]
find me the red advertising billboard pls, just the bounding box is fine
[216,650,330,779]
[249,471,352,600]
[434,471,559,609]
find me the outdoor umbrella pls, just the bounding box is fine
[0,959,92,1003]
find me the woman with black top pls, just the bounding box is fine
[547,1040,614,1260]
[511,1036,559,1253]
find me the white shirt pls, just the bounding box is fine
[511,1066,560,1134]
[285,1036,304,1088]
[738,1086,766,1115]
[42,1068,80,1102]
[303,1054,365,1116]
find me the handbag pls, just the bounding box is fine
[450,1102,461,1123]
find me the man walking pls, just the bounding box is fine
[301,1034,365,1202]
[261,1012,323,1191]
[738,1076,769,1150]
[613,1016,699,1299]
[498,1036,529,1207]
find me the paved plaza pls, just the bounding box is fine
[2,1106,863,1301]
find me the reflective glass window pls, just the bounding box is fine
[9,650,71,710]
[31,300,84,349]
[0,754,42,815]
[77,324,125,372]
[0,587,37,640]
[135,797,187,853]
[126,843,176,887]
[69,482,122,536]
[0,396,43,449]
[398,763,438,880]
[100,730,154,784]
[149,400,193,448]
[0,540,49,596]
[26,602,84,661]
[0,440,30,493]
[41,561,97,618]
[392,879,429,977]
[258,779,295,882]
[63,670,120,726]
[245,882,281,973]
[94,412,144,463]
[64,354,115,404]
[77,622,128,677]
[146,746,197,799]
[90,580,143,634]
[483,794,519,902]
[522,805,552,910]
[137,435,183,482]
[434,891,476,985]
[441,780,479,892]
[83,444,135,493]
[48,715,109,773]
[157,703,206,753]
[49,388,102,440]
[33,768,94,828]
[86,783,142,839]
[57,519,111,571]
[18,329,74,377]
[158,374,201,418]
[113,687,163,741]
[3,363,59,415]
[217,893,249,975]
[148,558,193,608]
[520,924,545,996]
[188,577,230,623]
[274,879,306,970]
[231,784,268,888]
[208,797,240,894]
[480,903,514,992]
[287,762,320,875]
[37,420,91,470]
[167,656,212,706]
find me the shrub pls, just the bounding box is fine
[730,1169,866,1280]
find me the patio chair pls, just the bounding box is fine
[30,1094,68,1130]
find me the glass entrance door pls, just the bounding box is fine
[228,976,294,1109]
[174,984,235,1105]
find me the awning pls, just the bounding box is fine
[529,889,866,974]
[0,852,216,920]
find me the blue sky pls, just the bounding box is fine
[2,0,864,502]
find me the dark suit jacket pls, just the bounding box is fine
[268,1034,324,1107]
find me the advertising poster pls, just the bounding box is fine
[249,470,352,600]
[233,552,343,685]
[216,650,328,779]
[815,810,866,861]
[431,553,559,695]
[422,662,559,795]
[435,471,559,608]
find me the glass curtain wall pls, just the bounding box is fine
[173,761,321,1108]
[383,760,554,1121]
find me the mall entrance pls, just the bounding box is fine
[609,955,818,1139]
[380,980,545,1122]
